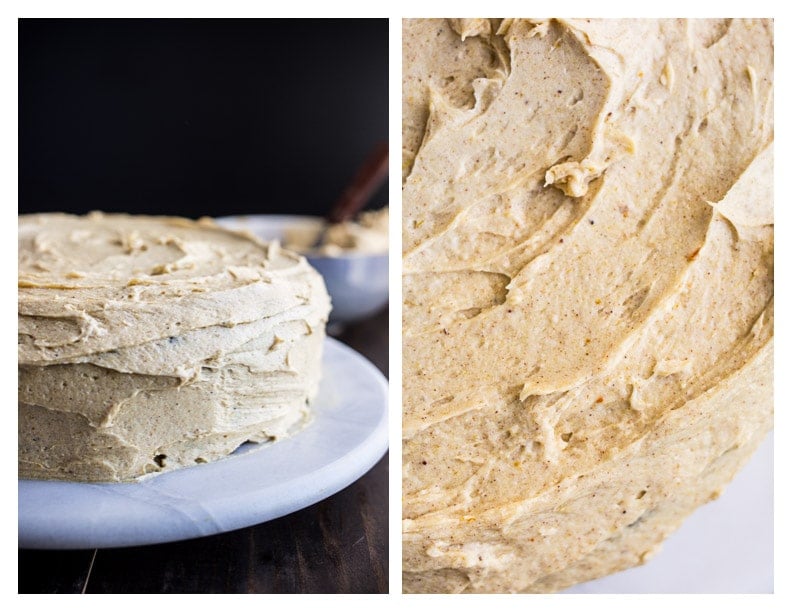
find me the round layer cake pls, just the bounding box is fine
[18,212,331,482]
[402,18,773,592]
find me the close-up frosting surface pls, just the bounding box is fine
[402,18,773,593]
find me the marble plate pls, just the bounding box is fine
[19,337,388,550]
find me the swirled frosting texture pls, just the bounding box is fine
[19,212,330,482]
[402,18,773,593]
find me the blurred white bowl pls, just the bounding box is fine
[216,215,388,325]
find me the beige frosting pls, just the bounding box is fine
[283,207,389,256]
[19,212,331,482]
[402,18,773,593]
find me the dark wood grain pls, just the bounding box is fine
[17,549,96,594]
[18,307,389,594]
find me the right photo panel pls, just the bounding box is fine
[402,18,774,594]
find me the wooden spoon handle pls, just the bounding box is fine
[327,141,389,224]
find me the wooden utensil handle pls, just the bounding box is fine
[327,142,389,224]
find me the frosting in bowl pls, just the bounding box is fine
[283,207,389,256]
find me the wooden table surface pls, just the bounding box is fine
[18,308,389,594]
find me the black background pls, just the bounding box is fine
[19,18,389,218]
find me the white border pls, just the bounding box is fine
[388,15,404,598]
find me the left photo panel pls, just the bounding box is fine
[18,18,389,594]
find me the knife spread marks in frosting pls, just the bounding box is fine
[19,212,331,482]
[402,18,773,593]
